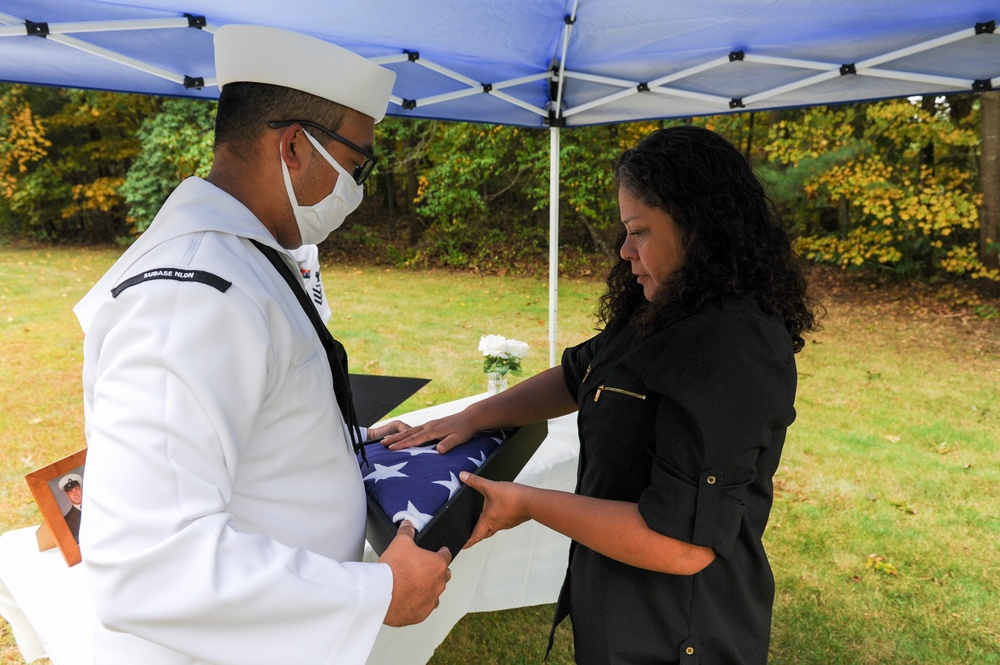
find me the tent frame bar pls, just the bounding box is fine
[0,11,216,88]
[0,17,200,36]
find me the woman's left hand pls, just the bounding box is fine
[458,472,531,549]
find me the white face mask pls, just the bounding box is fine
[281,130,364,246]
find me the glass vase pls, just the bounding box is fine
[487,371,508,395]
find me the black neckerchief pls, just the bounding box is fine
[250,239,366,466]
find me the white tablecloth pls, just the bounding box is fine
[0,527,94,665]
[0,395,579,665]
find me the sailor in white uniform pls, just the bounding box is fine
[74,25,451,665]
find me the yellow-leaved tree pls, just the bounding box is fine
[763,96,998,283]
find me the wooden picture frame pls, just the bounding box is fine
[25,448,87,567]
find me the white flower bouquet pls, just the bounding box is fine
[478,334,529,376]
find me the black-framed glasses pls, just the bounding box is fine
[268,119,378,185]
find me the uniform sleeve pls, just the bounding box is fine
[80,276,391,665]
[635,307,796,559]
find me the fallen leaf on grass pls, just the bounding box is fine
[866,553,899,575]
[889,499,916,515]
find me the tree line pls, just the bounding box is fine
[1,83,997,285]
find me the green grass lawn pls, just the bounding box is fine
[1,245,998,664]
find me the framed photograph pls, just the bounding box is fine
[25,448,87,567]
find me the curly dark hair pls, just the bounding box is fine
[598,125,821,352]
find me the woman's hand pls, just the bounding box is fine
[458,472,531,549]
[381,367,577,454]
[380,412,478,453]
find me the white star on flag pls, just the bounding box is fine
[467,450,488,467]
[392,501,434,530]
[433,472,462,499]
[363,462,409,483]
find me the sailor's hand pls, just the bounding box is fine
[379,521,453,626]
[366,420,409,443]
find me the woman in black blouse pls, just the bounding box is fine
[383,125,821,664]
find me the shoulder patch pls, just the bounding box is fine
[111,268,232,298]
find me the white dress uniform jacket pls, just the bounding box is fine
[74,177,392,665]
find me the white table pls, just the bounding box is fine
[0,396,579,665]
[0,527,92,665]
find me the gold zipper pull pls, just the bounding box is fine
[582,364,592,384]
[594,386,647,401]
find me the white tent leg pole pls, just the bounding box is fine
[548,126,561,367]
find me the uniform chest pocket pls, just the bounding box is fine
[292,348,323,375]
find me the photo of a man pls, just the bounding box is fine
[57,473,83,543]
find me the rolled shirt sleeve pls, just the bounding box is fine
[633,302,796,559]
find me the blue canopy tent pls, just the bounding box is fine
[1,0,998,363]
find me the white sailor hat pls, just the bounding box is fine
[214,24,396,123]
[59,473,82,491]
